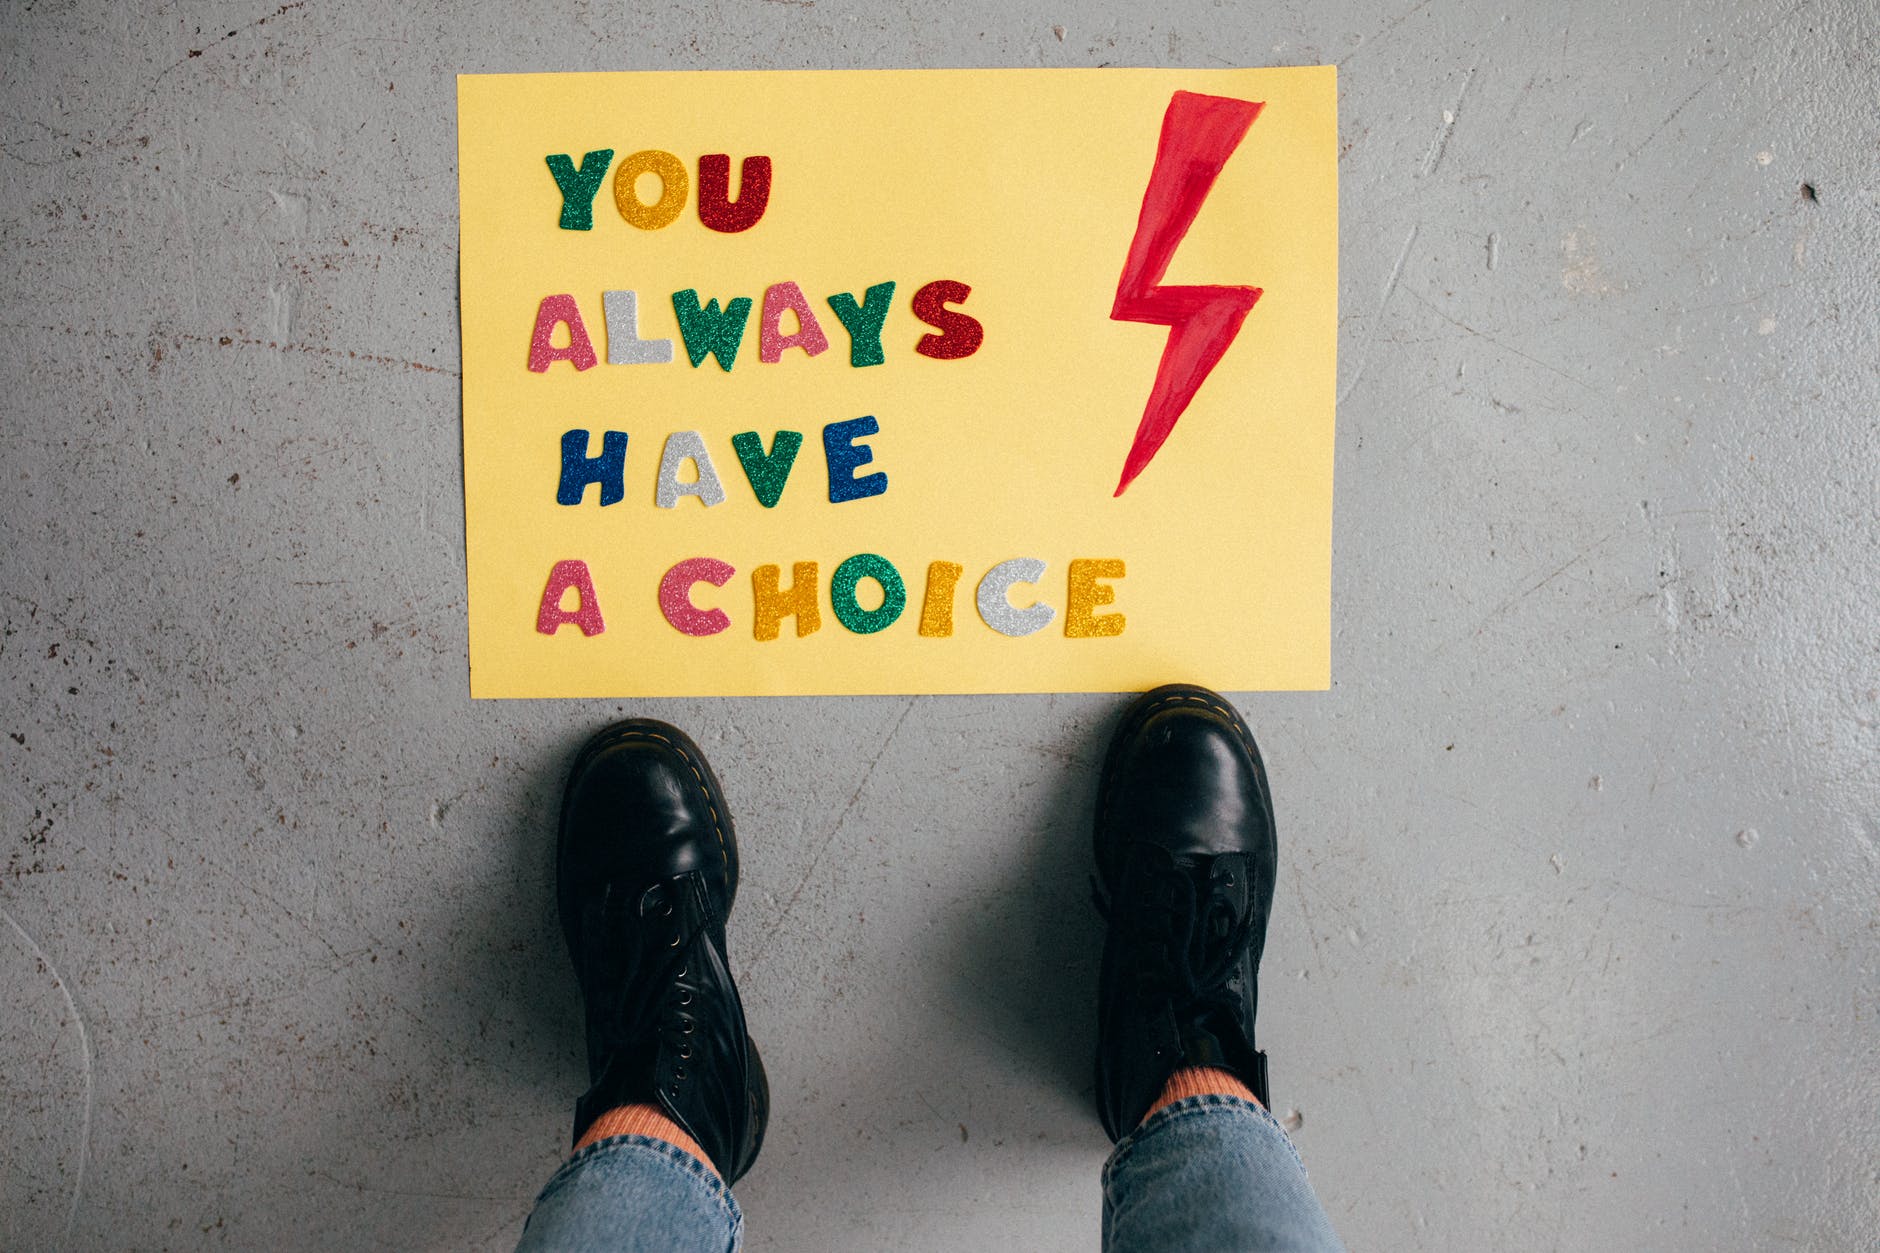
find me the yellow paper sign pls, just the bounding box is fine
[457,68,1337,697]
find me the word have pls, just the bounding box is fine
[536,556,1128,641]
[547,149,772,233]
[529,280,981,374]
[559,421,887,510]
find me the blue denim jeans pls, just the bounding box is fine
[516,1094,1341,1252]
[1101,1095,1344,1251]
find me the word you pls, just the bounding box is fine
[536,555,1128,641]
[546,149,772,233]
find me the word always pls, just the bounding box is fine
[528,280,981,374]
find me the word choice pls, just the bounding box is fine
[536,556,1128,642]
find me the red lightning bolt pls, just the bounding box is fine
[1110,91,1264,496]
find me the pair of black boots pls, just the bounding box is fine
[556,684,1277,1182]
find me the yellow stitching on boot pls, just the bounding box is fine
[640,730,731,876]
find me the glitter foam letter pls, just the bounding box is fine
[823,416,888,503]
[696,154,772,233]
[613,149,689,230]
[1064,559,1127,638]
[826,281,897,368]
[911,280,984,360]
[536,560,606,637]
[671,289,753,372]
[527,294,599,373]
[759,281,831,363]
[659,557,737,637]
[557,429,628,506]
[830,553,907,635]
[976,558,1055,637]
[544,149,615,231]
[751,562,821,641]
[656,431,728,509]
[730,430,804,508]
[602,290,675,365]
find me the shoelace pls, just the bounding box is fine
[584,879,702,1083]
[1094,849,1254,1028]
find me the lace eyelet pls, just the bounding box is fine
[681,1019,695,1035]
[674,1066,688,1081]
[667,933,682,948]
[677,990,693,1005]
[679,1044,693,1060]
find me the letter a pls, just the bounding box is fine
[528,294,599,372]
[656,431,728,508]
[759,281,830,363]
[537,560,606,636]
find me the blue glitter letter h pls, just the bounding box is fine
[558,429,629,506]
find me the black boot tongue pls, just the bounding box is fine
[1178,1023,1231,1070]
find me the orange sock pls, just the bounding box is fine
[1142,1065,1263,1124]
[574,1103,717,1177]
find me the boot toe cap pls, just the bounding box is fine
[558,721,739,938]
[1099,686,1274,866]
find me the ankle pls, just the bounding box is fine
[1141,1065,1263,1126]
[575,1102,718,1177]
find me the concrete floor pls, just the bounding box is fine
[3,1,1876,1249]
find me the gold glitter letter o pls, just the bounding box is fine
[613,150,689,230]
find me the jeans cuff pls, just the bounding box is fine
[1103,1092,1307,1184]
[532,1133,744,1227]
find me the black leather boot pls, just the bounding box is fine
[557,719,768,1182]
[1094,684,1276,1141]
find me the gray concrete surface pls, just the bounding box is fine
[3,1,1876,1249]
